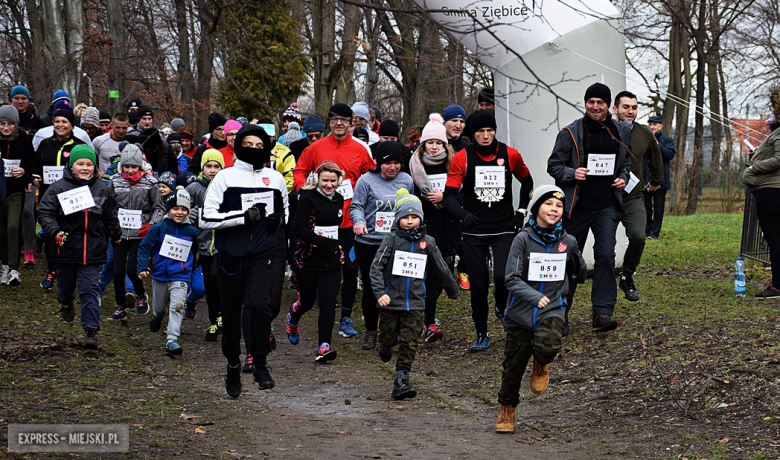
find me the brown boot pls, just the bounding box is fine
[530,359,550,394]
[495,404,515,433]
[362,330,377,350]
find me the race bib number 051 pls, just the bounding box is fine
[391,250,428,279]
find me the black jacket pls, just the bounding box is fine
[35,134,86,197]
[187,138,228,174]
[291,188,344,272]
[18,112,44,135]
[0,131,35,196]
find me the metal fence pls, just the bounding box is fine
[740,190,771,264]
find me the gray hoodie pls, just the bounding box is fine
[350,171,413,245]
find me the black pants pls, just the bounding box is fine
[199,254,220,325]
[0,192,23,269]
[219,251,273,367]
[461,233,514,334]
[424,266,444,327]
[339,228,359,319]
[242,243,286,353]
[354,241,381,331]
[753,188,780,287]
[113,239,145,307]
[643,188,667,238]
[290,268,341,345]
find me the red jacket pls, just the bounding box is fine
[218,145,235,167]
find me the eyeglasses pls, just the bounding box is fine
[214,127,224,132]
[329,117,350,125]
[226,133,237,139]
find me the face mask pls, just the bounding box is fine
[235,146,269,169]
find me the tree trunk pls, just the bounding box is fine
[40,0,69,93]
[62,0,84,98]
[20,0,48,98]
[684,0,707,215]
[195,0,216,133]
[363,10,381,108]
[333,2,362,105]
[668,0,692,216]
[707,1,722,171]
[312,0,336,116]
[107,0,125,114]
[175,0,195,125]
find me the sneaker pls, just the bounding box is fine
[391,371,417,400]
[185,301,197,319]
[362,330,377,350]
[470,333,490,352]
[107,305,128,321]
[530,360,550,394]
[269,332,277,351]
[242,355,254,373]
[204,324,218,342]
[40,271,55,290]
[424,324,443,343]
[494,306,506,327]
[592,314,618,333]
[0,265,9,285]
[315,343,337,363]
[286,313,299,345]
[7,269,21,286]
[253,366,276,390]
[59,301,76,323]
[84,327,98,350]
[754,284,780,299]
[216,316,223,334]
[619,275,639,302]
[23,251,35,267]
[136,293,149,315]
[125,292,136,309]
[495,404,516,433]
[165,340,183,355]
[338,317,359,337]
[149,315,163,333]
[225,364,242,398]
[378,347,393,363]
[457,271,470,290]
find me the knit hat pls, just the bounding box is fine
[179,127,194,141]
[351,102,370,121]
[419,113,447,144]
[372,107,383,121]
[81,107,100,127]
[53,99,73,113]
[208,112,227,133]
[528,185,565,218]
[0,105,20,127]
[442,104,467,123]
[584,82,611,104]
[236,117,249,126]
[68,144,97,168]
[10,85,30,100]
[166,187,191,212]
[394,188,424,222]
[375,141,405,166]
[283,122,302,146]
[52,89,70,104]
[223,119,242,135]
[170,118,185,131]
[137,105,153,119]
[52,108,75,127]
[120,144,144,167]
[99,111,111,123]
[353,127,369,143]
[128,110,140,125]
[158,171,177,191]
[303,114,325,133]
[328,103,353,120]
[282,103,302,122]
[468,109,497,132]
[201,148,225,168]
[378,120,399,137]
[127,98,142,110]
[478,87,494,104]
[167,133,182,145]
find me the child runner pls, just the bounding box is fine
[288,161,345,363]
[38,145,120,349]
[370,188,459,399]
[495,185,586,433]
[137,188,198,356]
[107,144,165,320]
[157,171,176,205]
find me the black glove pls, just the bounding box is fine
[266,212,281,230]
[445,255,456,274]
[462,213,480,231]
[288,190,299,206]
[244,202,267,223]
[513,209,527,230]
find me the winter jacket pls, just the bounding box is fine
[648,132,675,190]
[351,171,414,245]
[186,175,217,256]
[0,130,35,196]
[743,128,780,191]
[109,172,165,240]
[188,138,228,174]
[370,225,459,311]
[624,122,663,200]
[547,117,632,218]
[38,167,120,265]
[291,188,344,272]
[34,134,87,197]
[504,226,586,330]
[136,218,198,283]
[17,112,43,136]
[289,137,309,162]
[270,142,296,194]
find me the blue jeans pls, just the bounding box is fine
[98,242,134,297]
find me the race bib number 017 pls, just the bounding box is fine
[57,186,96,216]
[527,252,567,282]
[118,209,142,229]
[391,250,428,279]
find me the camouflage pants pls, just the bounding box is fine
[378,310,423,372]
[498,317,563,407]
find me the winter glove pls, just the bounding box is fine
[244,202,267,223]
[445,255,456,274]
[513,209,527,230]
[266,212,281,230]
[54,231,68,246]
[138,224,151,238]
[462,213,480,231]
[288,190,299,206]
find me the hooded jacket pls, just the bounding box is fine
[504,225,586,330]
[35,133,87,197]
[291,188,344,272]
[136,217,198,283]
[109,168,165,239]
[0,130,35,196]
[38,167,120,265]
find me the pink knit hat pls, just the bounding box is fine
[419,113,448,144]
[223,119,243,134]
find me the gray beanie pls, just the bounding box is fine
[81,107,100,127]
[120,144,144,167]
[394,188,424,222]
[170,118,185,131]
[165,187,191,212]
[0,105,20,127]
[528,185,565,217]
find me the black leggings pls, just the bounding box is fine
[753,188,780,287]
[339,228,359,319]
[113,239,145,307]
[424,267,444,327]
[199,254,220,325]
[354,241,380,331]
[290,268,341,345]
[243,242,286,353]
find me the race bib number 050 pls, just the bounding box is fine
[527,252,566,282]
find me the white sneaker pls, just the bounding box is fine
[7,269,21,286]
[0,265,9,285]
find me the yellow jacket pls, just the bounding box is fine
[271,142,296,193]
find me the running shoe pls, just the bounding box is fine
[149,315,163,333]
[243,355,254,373]
[166,340,183,356]
[338,317,359,337]
[23,251,35,267]
[286,313,299,345]
[84,327,98,350]
[424,324,443,343]
[40,271,56,290]
[204,324,218,342]
[7,269,21,286]
[136,293,149,315]
[457,271,470,290]
[315,343,337,363]
[216,316,223,334]
[107,305,128,321]
[470,333,490,352]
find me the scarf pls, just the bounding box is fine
[401,224,427,241]
[197,172,212,184]
[0,129,19,143]
[474,139,498,157]
[409,150,447,209]
[317,187,335,200]
[527,215,564,245]
[121,170,144,185]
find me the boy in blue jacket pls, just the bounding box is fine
[137,188,198,355]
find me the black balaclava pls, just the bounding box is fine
[234,124,272,169]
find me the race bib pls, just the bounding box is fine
[475,166,505,188]
[391,250,428,279]
[3,159,20,178]
[428,174,447,191]
[57,186,96,215]
[624,172,640,194]
[43,165,65,184]
[159,234,192,262]
[241,191,274,213]
[314,225,338,240]
[336,179,353,200]
[374,211,395,233]
[118,208,142,229]
[527,252,567,282]
[587,154,615,176]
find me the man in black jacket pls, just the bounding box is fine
[643,115,676,239]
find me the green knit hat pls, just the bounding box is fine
[394,188,424,222]
[68,145,97,168]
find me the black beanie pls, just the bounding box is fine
[127,98,142,110]
[584,83,611,104]
[208,112,227,133]
[478,87,494,104]
[99,111,111,123]
[353,127,369,143]
[378,120,399,137]
[52,109,75,127]
[137,105,153,119]
[375,141,404,166]
[468,109,497,132]
[234,124,272,169]
[328,103,353,120]
[128,110,140,125]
